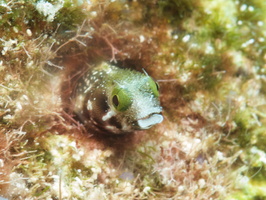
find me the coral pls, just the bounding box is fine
[1,0,266,199]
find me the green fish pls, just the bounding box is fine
[74,62,163,134]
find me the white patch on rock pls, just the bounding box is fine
[35,0,63,22]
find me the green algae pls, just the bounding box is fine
[1,0,266,199]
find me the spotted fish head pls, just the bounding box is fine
[74,62,163,134]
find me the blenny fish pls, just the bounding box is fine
[73,62,163,134]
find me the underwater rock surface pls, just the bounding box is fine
[0,0,266,199]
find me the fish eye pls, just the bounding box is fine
[112,95,119,107]
[155,81,159,91]
[148,77,159,97]
[112,88,132,111]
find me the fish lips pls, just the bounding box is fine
[137,113,163,129]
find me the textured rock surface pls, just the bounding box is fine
[1,0,266,199]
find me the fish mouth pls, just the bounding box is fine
[137,113,163,129]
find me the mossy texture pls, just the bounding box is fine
[1,0,266,199]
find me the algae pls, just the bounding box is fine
[1,0,266,199]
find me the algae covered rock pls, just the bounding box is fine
[1,0,266,199]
